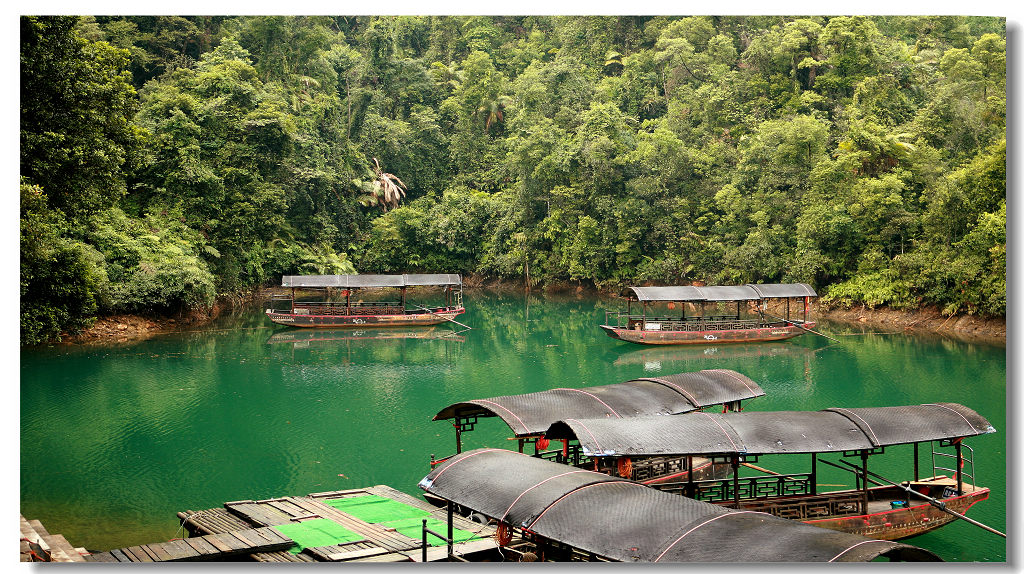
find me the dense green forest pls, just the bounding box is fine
[20,15,1006,344]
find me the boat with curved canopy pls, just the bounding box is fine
[543,402,997,540]
[430,369,764,488]
[600,283,816,345]
[266,274,465,328]
[418,449,940,562]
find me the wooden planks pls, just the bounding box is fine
[325,547,393,561]
[84,484,500,563]
[89,527,294,562]
[179,507,252,535]
[20,515,87,562]
[225,500,295,526]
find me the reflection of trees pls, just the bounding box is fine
[20,292,1006,554]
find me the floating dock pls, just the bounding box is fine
[85,485,503,563]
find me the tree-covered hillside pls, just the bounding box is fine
[20,15,1006,344]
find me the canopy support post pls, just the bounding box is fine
[860,451,869,515]
[914,443,920,481]
[687,455,695,499]
[732,455,741,508]
[811,454,817,495]
[955,441,964,495]
[346,290,351,315]
[447,501,454,560]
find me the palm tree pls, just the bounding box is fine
[356,157,407,212]
[477,94,512,132]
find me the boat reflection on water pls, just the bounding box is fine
[612,342,816,369]
[266,326,465,348]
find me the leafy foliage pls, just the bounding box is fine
[20,15,1006,344]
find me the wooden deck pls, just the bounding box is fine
[87,526,294,562]
[21,515,88,562]
[85,485,503,563]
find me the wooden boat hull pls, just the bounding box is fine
[803,488,990,541]
[266,307,465,328]
[599,322,814,345]
[719,478,990,541]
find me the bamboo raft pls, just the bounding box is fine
[85,485,505,563]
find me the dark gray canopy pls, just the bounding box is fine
[624,283,816,302]
[432,369,765,436]
[545,403,996,457]
[418,449,940,562]
[280,273,461,288]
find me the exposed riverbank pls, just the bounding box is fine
[817,305,1005,344]
[58,281,1006,346]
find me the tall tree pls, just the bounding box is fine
[20,15,144,216]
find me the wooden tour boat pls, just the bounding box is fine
[418,449,941,562]
[542,402,1000,541]
[428,370,766,505]
[600,283,817,345]
[266,274,465,329]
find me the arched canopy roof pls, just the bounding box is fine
[545,403,996,457]
[747,283,817,298]
[418,449,939,563]
[432,369,765,437]
[280,274,461,288]
[622,283,816,302]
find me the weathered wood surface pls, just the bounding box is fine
[87,527,294,562]
[77,485,498,563]
[178,485,498,562]
[20,514,87,562]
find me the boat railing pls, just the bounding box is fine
[290,301,405,316]
[629,455,691,481]
[653,472,815,502]
[734,491,866,520]
[535,444,591,467]
[652,474,867,519]
[932,442,976,493]
[604,311,769,332]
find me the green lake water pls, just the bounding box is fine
[20,290,1007,561]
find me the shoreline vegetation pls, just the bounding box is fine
[59,280,1006,346]
[21,16,1005,346]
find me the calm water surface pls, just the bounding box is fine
[20,291,1006,561]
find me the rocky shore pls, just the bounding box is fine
[817,305,1005,344]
